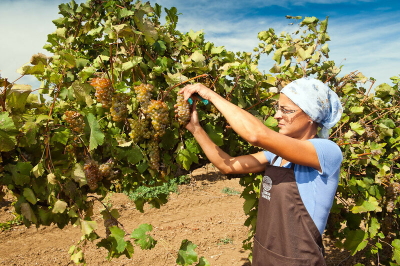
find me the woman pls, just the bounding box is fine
[179,77,343,265]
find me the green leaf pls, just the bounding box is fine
[350,106,364,115]
[0,112,18,152]
[71,80,93,106]
[343,229,368,255]
[196,257,210,266]
[23,188,37,205]
[70,250,84,264]
[53,200,68,213]
[204,123,223,146]
[243,198,257,214]
[6,162,32,186]
[368,217,380,238]
[350,122,365,135]
[6,84,32,111]
[20,202,37,224]
[86,113,104,151]
[80,220,97,235]
[72,163,87,187]
[351,197,382,213]
[176,239,198,266]
[133,9,158,44]
[107,226,128,253]
[114,146,143,164]
[130,223,157,250]
[177,149,194,170]
[51,128,70,145]
[32,162,45,178]
[392,239,400,264]
[264,116,278,127]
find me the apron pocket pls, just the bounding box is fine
[252,237,311,266]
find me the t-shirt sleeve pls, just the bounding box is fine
[308,138,343,177]
[263,150,275,164]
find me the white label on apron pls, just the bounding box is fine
[262,175,272,200]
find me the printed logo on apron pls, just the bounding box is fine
[261,175,272,200]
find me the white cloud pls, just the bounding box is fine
[0,0,398,89]
[0,0,83,85]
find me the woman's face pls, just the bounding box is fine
[274,93,314,140]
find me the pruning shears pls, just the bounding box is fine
[188,93,209,105]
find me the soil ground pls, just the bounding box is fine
[0,165,361,266]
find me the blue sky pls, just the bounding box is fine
[1,0,399,89]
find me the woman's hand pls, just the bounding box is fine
[179,83,213,103]
[184,100,200,133]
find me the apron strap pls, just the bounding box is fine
[270,155,296,170]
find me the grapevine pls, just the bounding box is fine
[1,1,399,265]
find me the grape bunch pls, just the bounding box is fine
[84,159,101,191]
[147,100,169,138]
[90,77,114,108]
[99,159,115,180]
[128,117,152,143]
[64,111,85,133]
[175,94,191,126]
[147,140,160,170]
[110,93,130,122]
[134,83,153,112]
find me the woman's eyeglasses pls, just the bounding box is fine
[273,104,297,115]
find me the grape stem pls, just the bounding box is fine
[162,73,209,100]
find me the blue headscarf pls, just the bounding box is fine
[280,77,343,139]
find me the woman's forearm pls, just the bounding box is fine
[189,124,234,174]
[207,91,270,145]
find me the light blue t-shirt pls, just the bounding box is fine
[263,138,343,235]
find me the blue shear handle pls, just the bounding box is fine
[188,93,209,105]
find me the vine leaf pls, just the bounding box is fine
[20,202,38,224]
[176,239,198,266]
[53,200,68,213]
[72,163,87,187]
[196,257,210,266]
[23,188,37,205]
[80,220,97,236]
[130,223,157,250]
[343,229,368,255]
[392,239,400,264]
[0,112,18,152]
[86,113,104,151]
[109,226,128,253]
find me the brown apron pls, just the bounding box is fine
[252,156,326,266]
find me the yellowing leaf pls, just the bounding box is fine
[53,200,68,213]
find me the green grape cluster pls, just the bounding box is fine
[175,94,191,126]
[128,117,152,143]
[90,77,114,108]
[111,93,130,122]
[64,111,85,133]
[148,100,169,138]
[84,159,101,191]
[134,83,153,112]
[99,159,114,180]
[147,140,160,170]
